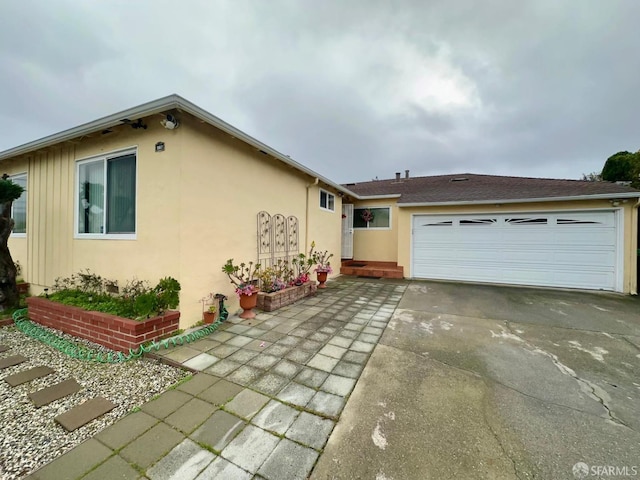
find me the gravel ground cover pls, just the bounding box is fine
[0,324,189,480]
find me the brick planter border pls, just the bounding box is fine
[257,282,315,312]
[25,297,180,352]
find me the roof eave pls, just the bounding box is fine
[350,194,402,200]
[0,94,183,161]
[0,94,356,197]
[398,192,640,207]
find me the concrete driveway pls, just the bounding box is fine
[312,281,640,480]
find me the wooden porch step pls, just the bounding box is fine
[4,366,55,387]
[55,397,116,432]
[29,378,82,407]
[0,355,28,369]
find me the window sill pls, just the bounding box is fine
[10,233,26,238]
[319,207,335,213]
[74,234,137,240]
[353,227,391,231]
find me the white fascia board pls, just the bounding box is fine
[398,192,640,207]
[0,94,357,198]
[351,194,402,200]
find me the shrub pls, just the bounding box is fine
[49,270,180,320]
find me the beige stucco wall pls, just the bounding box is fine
[3,112,343,328]
[307,184,342,274]
[396,199,638,294]
[176,116,341,323]
[349,199,398,262]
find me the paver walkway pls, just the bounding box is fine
[25,278,406,480]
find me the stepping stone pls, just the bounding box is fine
[55,397,116,432]
[4,366,55,387]
[0,355,28,369]
[29,378,82,407]
[0,345,10,353]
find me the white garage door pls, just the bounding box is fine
[412,211,620,291]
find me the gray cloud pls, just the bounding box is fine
[1,0,639,183]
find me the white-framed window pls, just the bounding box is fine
[353,207,391,229]
[76,148,137,239]
[10,173,27,236]
[319,189,335,212]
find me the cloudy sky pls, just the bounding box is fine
[0,1,638,183]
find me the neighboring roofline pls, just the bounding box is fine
[0,94,356,197]
[398,192,640,207]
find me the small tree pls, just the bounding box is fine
[581,172,601,182]
[601,150,640,188]
[0,175,25,311]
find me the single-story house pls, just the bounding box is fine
[0,95,350,326]
[1,95,638,328]
[340,172,639,294]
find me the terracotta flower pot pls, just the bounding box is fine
[203,311,216,324]
[239,291,259,319]
[316,271,328,289]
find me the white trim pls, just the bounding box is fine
[400,192,640,207]
[410,208,624,292]
[353,194,402,200]
[319,188,335,212]
[353,205,392,230]
[74,147,138,239]
[9,172,27,237]
[614,208,624,292]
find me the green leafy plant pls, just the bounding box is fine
[314,249,334,273]
[155,277,181,312]
[134,292,158,318]
[49,271,181,320]
[222,259,261,296]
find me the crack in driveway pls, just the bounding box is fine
[501,321,630,429]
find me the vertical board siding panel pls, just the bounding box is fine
[37,152,47,286]
[33,145,75,287]
[62,146,74,280]
[45,150,55,286]
[27,155,36,285]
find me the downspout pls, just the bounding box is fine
[305,177,319,252]
[632,197,640,295]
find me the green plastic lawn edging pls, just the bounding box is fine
[12,307,229,364]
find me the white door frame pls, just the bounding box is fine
[341,204,354,259]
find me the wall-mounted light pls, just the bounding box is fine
[610,199,620,207]
[155,142,165,152]
[161,114,179,130]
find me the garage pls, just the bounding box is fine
[411,210,621,291]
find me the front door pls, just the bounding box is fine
[341,204,354,259]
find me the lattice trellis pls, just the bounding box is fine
[257,211,299,268]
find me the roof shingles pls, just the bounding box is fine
[343,173,639,204]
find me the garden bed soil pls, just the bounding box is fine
[257,281,315,312]
[25,297,180,352]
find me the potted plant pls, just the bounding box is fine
[222,259,261,319]
[314,249,334,289]
[291,242,318,286]
[200,292,218,324]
